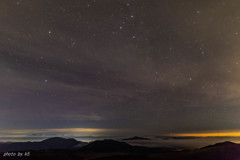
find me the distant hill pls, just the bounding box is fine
[83,141,240,160]
[1,139,240,160]
[157,136,199,140]
[173,141,240,160]
[80,139,132,152]
[79,139,173,153]
[0,137,87,152]
[122,136,151,141]
[201,141,236,149]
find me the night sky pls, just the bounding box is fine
[1,0,240,137]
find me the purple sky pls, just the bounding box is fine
[0,0,240,137]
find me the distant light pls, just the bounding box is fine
[44,80,48,83]
[132,35,136,39]
[172,132,240,137]
[126,2,130,6]
[130,15,134,19]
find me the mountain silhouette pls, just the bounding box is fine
[122,136,151,140]
[0,137,87,152]
[174,141,240,160]
[201,141,236,149]
[79,139,133,152]
[1,139,240,160]
[79,139,173,153]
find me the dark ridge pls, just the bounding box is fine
[0,137,86,152]
[158,136,200,140]
[79,139,173,153]
[41,137,79,145]
[122,136,151,141]
[201,141,237,149]
[1,140,240,160]
[80,139,132,152]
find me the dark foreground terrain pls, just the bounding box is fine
[0,138,240,160]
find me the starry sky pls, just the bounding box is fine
[1,0,240,137]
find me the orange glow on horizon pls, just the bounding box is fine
[171,131,240,137]
[0,128,112,135]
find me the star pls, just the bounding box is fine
[2,0,240,143]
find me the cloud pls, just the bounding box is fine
[58,113,103,121]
